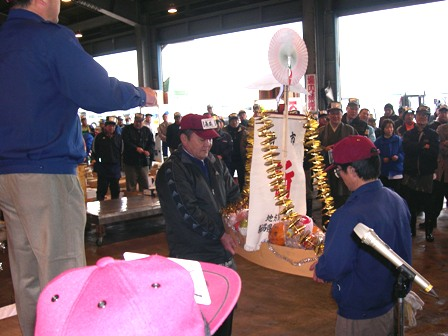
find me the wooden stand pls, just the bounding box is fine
[228,227,315,278]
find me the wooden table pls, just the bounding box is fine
[86,196,163,246]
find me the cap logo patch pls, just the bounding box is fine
[201,118,217,130]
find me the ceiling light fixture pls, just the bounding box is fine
[75,30,83,38]
[167,3,177,14]
[61,0,72,2]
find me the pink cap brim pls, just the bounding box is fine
[199,262,241,334]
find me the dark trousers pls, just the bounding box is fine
[402,186,432,236]
[429,179,448,226]
[162,141,168,157]
[380,176,403,197]
[96,175,120,200]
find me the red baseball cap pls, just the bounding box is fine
[325,135,379,171]
[35,255,241,336]
[180,114,219,139]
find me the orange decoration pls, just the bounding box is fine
[269,222,286,246]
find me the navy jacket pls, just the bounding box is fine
[0,9,146,175]
[316,181,412,320]
[374,135,404,178]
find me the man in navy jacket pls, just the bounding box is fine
[311,136,412,336]
[0,1,157,334]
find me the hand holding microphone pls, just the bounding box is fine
[353,223,438,298]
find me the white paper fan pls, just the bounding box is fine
[268,28,308,86]
[246,73,307,94]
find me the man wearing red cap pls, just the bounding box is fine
[311,135,412,336]
[156,114,241,336]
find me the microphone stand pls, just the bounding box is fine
[394,265,414,336]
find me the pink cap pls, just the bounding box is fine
[35,255,241,335]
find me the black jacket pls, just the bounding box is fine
[210,129,233,169]
[122,124,155,166]
[156,148,240,264]
[166,123,181,152]
[342,114,368,137]
[91,131,122,178]
[403,125,439,176]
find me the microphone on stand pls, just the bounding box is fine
[353,223,438,298]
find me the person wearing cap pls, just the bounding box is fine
[318,102,357,208]
[253,103,261,118]
[396,108,415,137]
[318,111,329,128]
[358,108,376,142]
[211,117,233,170]
[310,135,412,336]
[368,116,381,139]
[116,116,124,129]
[207,104,214,116]
[35,255,241,336]
[238,109,249,127]
[122,113,155,192]
[81,115,95,136]
[429,104,448,131]
[342,99,369,138]
[402,105,439,241]
[0,0,158,333]
[157,111,172,158]
[224,113,248,191]
[166,112,182,154]
[394,106,406,131]
[156,113,241,336]
[143,113,153,130]
[429,109,448,233]
[91,116,123,201]
[379,103,399,129]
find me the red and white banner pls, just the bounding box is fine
[245,114,306,251]
[306,74,317,112]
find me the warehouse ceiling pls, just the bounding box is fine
[0,0,277,45]
[0,0,442,56]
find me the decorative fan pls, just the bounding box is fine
[268,28,308,86]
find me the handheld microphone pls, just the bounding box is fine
[354,223,437,297]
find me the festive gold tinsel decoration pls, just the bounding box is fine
[254,110,302,228]
[222,109,327,257]
[303,112,335,230]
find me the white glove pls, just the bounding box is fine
[404,291,425,327]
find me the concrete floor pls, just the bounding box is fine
[0,210,447,335]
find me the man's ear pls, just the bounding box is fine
[347,165,357,176]
[180,133,187,144]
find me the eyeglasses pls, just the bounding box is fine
[334,166,342,178]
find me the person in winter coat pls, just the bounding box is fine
[374,119,404,194]
[156,114,241,336]
[402,106,439,241]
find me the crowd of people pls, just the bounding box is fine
[83,104,253,199]
[86,99,446,246]
[317,100,447,243]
